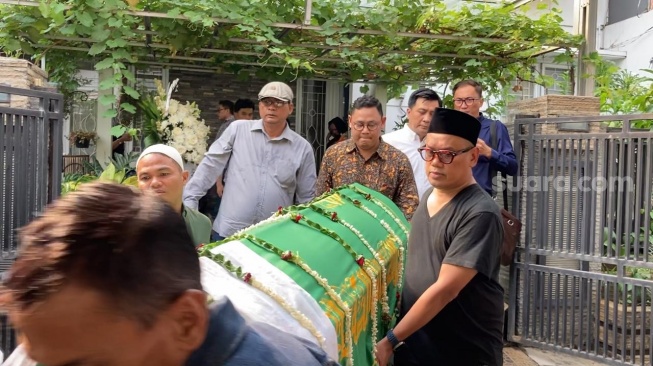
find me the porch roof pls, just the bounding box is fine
[0,0,582,85]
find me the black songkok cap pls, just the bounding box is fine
[428,108,481,146]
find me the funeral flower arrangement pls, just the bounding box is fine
[140,78,210,165]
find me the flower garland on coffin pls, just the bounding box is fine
[140,78,210,173]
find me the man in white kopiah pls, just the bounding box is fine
[182,81,317,241]
[136,144,211,246]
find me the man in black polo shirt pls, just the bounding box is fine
[375,108,504,366]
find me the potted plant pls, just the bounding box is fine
[68,130,97,148]
[600,210,653,363]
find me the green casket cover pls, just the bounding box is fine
[199,183,410,366]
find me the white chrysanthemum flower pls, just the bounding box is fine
[168,101,179,116]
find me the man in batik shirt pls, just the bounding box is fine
[316,95,419,220]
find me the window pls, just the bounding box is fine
[543,66,571,95]
[0,83,10,103]
[607,0,649,25]
[508,81,533,101]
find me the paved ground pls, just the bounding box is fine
[504,345,539,366]
[503,345,612,366]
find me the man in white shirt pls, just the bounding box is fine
[383,88,441,199]
[183,82,317,240]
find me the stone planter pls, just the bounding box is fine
[596,297,651,364]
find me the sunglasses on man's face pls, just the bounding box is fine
[417,146,474,164]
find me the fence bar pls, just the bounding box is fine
[511,115,653,366]
[0,85,63,357]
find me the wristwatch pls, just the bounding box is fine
[386,329,405,351]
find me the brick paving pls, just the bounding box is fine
[504,345,539,366]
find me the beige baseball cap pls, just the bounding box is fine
[258,81,293,102]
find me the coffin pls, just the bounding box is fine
[199,183,410,366]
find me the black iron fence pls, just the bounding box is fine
[507,114,653,366]
[0,85,63,357]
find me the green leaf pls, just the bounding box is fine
[113,169,126,184]
[99,94,116,105]
[38,2,50,17]
[59,24,77,36]
[144,134,161,148]
[120,102,137,114]
[111,125,127,137]
[102,109,118,119]
[98,78,118,90]
[111,49,131,60]
[86,0,103,9]
[325,37,340,46]
[99,163,117,182]
[106,38,127,48]
[108,18,123,28]
[94,57,115,70]
[122,176,138,187]
[91,27,111,41]
[88,43,107,56]
[123,85,140,99]
[122,69,136,83]
[77,12,94,28]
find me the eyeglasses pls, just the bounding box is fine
[260,98,289,108]
[352,122,380,131]
[453,97,481,106]
[417,146,474,164]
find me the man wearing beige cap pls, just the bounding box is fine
[183,81,317,240]
[136,144,212,246]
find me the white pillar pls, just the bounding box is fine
[373,83,389,118]
[95,69,114,166]
[325,80,344,127]
[574,0,598,96]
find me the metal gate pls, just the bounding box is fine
[507,114,653,366]
[0,85,64,357]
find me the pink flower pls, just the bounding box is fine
[293,214,303,223]
[330,212,338,222]
[356,255,365,267]
[243,272,252,284]
[281,251,293,260]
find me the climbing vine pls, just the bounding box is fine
[0,0,583,115]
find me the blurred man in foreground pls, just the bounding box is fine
[0,182,338,366]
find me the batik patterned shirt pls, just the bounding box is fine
[316,139,419,220]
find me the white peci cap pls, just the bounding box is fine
[136,144,184,171]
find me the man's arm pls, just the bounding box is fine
[491,122,518,176]
[183,125,235,209]
[315,149,334,196]
[111,132,131,151]
[393,156,419,221]
[294,145,317,204]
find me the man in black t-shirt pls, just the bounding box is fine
[375,108,504,366]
